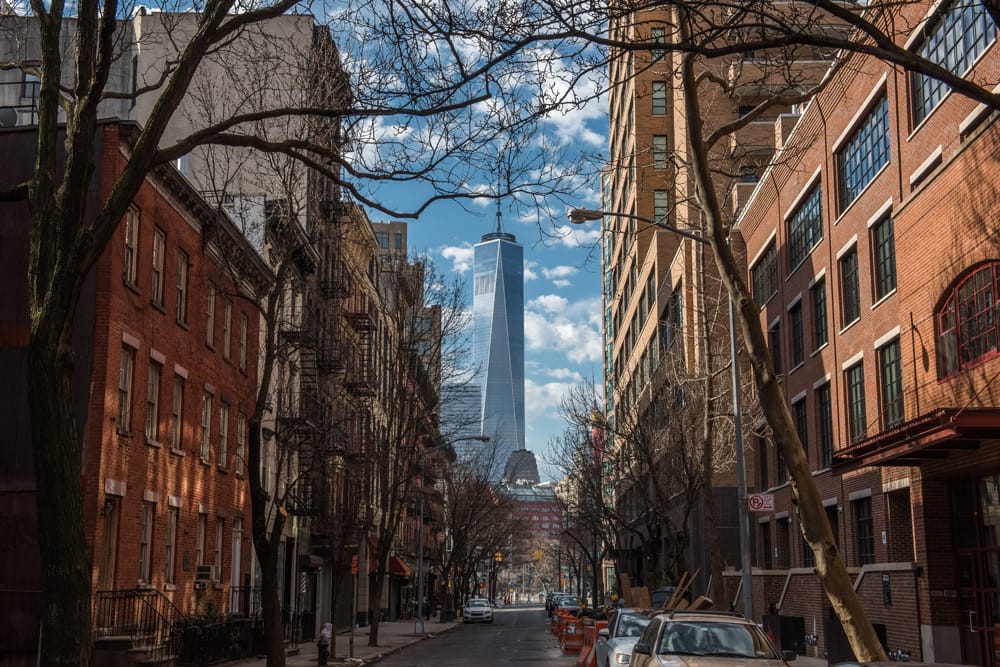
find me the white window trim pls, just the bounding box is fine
[841,350,865,371]
[866,198,895,229]
[831,74,889,154]
[782,166,823,220]
[874,327,902,350]
[836,235,858,261]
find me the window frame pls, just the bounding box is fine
[652,81,667,115]
[200,391,213,463]
[117,346,136,435]
[751,242,779,307]
[872,215,897,301]
[170,375,184,452]
[239,313,249,371]
[787,185,824,270]
[793,397,809,459]
[218,402,230,468]
[236,412,247,476]
[790,302,804,367]
[652,135,668,170]
[811,279,829,350]
[145,360,161,442]
[139,501,155,584]
[206,283,216,346]
[176,250,189,324]
[223,299,233,360]
[839,246,861,327]
[836,95,890,212]
[854,496,875,566]
[151,227,165,306]
[845,362,867,443]
[936,262,1000,377]
[879,338,904,428]
[123,207,139,288]
[165,505,178,584]
[816,383,834,469]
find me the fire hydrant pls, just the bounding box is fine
[317,622,332,666]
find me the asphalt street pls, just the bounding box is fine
[371,605,577,667]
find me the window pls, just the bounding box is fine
[802,535,815,569]
[651,27,666,61]
[854,497,875,565]
[170,375,184,451]
[846,363,867,442]
[793,398,808,459]
[201,392,212,462]
[879,339,904,428]
[787,185,823,268]
[206,283,216,346]
[937,262,1000,376]
[653,135,668,169]
[816,383,834,468]
[375,232,389,248]
[165,506,178,584]
[760,522,773,569]
[139,502,154,584]
[196,513,207,565]
[123,208,139,287]
[151,228,165,306]
[751,242,778,306]
[811,280,828,350]
[837,95,890,210]
[768,322,782,375]
[176,250,188,323]
[236,413,246,476]
[839,246,861,326]
[872,216,897,300]
[223,300,232,360]
[652,81,667,115]
[215,517,225,581]
[654,190,669,224]
[218,402,229,467]
[145,361,161,442]
[911,0,997,124]
[394,232,403,249]
[239,314,249,371]
[790,302,804,367]
[118,346,135,434]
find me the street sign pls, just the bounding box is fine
[747,493,774,512]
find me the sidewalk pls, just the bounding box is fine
[234,618,460,667]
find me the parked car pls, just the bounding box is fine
[546,591,569,616]
[463,598,494,623]
[630,610,796,667]
[596,608,652,667]
[555,596,583,616]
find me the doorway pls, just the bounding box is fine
[952,476,1000,667]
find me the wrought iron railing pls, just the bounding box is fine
[93,588,185,663]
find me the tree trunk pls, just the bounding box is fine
[28,330,92,667]
[678,42,887,661]
[367,571,384,646]
[255,543,286,667]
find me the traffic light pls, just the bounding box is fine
[494,551,503,562]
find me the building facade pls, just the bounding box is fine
[473,212,526,477]
[735,0,998,662]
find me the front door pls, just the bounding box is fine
[97,496,121,592]
[953,476,1000,667]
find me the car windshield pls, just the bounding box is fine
[616,614,651,638]
[657,621,779,659]
[468,600,489,608]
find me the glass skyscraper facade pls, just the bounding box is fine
[473,221,525,477]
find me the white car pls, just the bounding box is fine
[463,598,493,623]
[597,609,651,667]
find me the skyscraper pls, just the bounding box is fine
[473,207,525,478]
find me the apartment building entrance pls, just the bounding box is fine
[953,475,1000,667]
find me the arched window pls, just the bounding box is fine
[937,262,1000,377]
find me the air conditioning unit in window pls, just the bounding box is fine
[194,564,213,590]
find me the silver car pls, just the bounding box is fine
[596,608,652,666]
[462,598,493,623]
[630,611,796,667]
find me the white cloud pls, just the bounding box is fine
[542,265,578,280]
[525,378,575,420]
[552,224,601,248]
[441,244,474,273]
[553,279,572,288]
[524,296,602,364]
[524,260,538,281]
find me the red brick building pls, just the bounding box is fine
[735,2,998,663]
[0,122,271,653]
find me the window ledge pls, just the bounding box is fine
[810,342,829,358]
[146,438,162,449]
[788,361,805,376]
[124,282,141,297]
[217,465,229,475]
[176,320,189,331]
[839,317,861,335]
[200,457,211,467]
[164,583,177,591]
[151,300,165,314]
[170,447,185,457]
[870,289,897,310]
[116,429,134,438]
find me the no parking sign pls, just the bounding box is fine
[746,493,774,512]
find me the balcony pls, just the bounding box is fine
[343,290,377,332]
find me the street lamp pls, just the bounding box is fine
[415,434,490,634]
[568,207,753,620]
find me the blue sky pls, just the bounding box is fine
[370,103,610,481]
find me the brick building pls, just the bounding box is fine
[0,121,271,653]
[735,0,998,662]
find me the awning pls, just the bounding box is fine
[389,556,412,577]
[831,407,1000,473]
